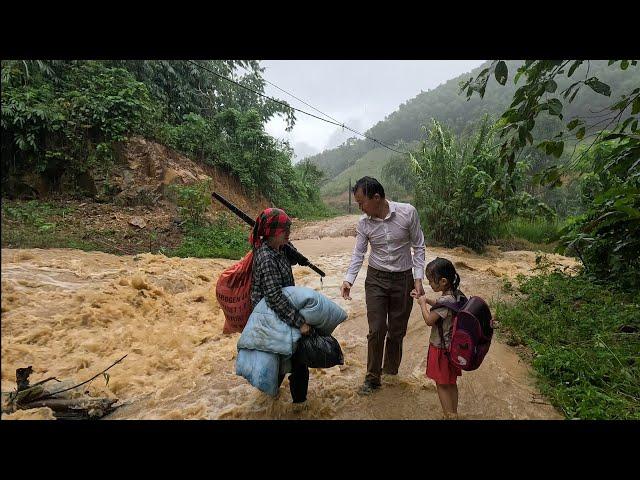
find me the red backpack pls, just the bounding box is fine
[435,295,494,371]
[216,250,254,334]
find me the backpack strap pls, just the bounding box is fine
[433,298,462,313]
[433,295,466,354]
[436,318,451,359]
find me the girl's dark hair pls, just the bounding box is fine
[426,257,460,292]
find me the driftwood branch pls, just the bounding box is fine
[18,397,120,420]
[32,354,128,402]
[5,371,62,411]
[6,358,127,419]
[20,397,118,412]
[31,377,62,388]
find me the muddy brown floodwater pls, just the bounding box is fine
[1,215,578,420]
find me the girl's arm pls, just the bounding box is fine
[414,295,441,326]
[424,309,441,327]
[411,289,436,306]
[422,297,436,307]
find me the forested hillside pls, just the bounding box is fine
[1,60,329,218]
[309,60,639,184]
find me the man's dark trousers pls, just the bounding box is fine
[364,266,414,386]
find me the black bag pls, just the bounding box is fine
[296,332,344,368]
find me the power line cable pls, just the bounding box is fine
[235,64,344,126]
[236,63,406,154]
[186,60,409,156]
[186,60,341,126]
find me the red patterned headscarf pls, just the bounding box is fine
[250,208,291,248]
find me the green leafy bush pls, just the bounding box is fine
[413,118,509,250]
[558,135,640,291]
[496,272,640,419]
[167,180,212,227]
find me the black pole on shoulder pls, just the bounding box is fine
[211,192,326,278]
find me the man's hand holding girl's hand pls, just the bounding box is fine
[411,289,431,307]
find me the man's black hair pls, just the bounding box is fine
[352,176,385,199]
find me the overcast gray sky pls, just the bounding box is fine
[259,60,486,161]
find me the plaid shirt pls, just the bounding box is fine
[250,243,304,328]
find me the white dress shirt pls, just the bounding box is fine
[344,200,426,285]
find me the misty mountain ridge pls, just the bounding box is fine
[308,60,639,182]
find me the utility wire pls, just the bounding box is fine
[186,60,409,156]
[238,64,407,154]
[186,60,340,125]
[241,68,382,146]
[234,64,343,125]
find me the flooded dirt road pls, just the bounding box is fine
[1,215,578,419]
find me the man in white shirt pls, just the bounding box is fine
[341,176,426,395]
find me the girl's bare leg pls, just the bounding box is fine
[436,384,458,417]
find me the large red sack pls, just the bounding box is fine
[216,250,254,334]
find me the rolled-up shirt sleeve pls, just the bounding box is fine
[409,206,426,279]
[344,219,369,285]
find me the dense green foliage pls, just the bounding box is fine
[496,271,640,419]
[460,60,638,172]
[105,60,296,128]
[389,116,556,250]
[411,118,522,249]
[167,181,212,227]
[1,61,156,193]
[461,60,639,290]
[291,159,337,218]
[558,137,640,290]
[472,60,640,419]
[1,60,329,219]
